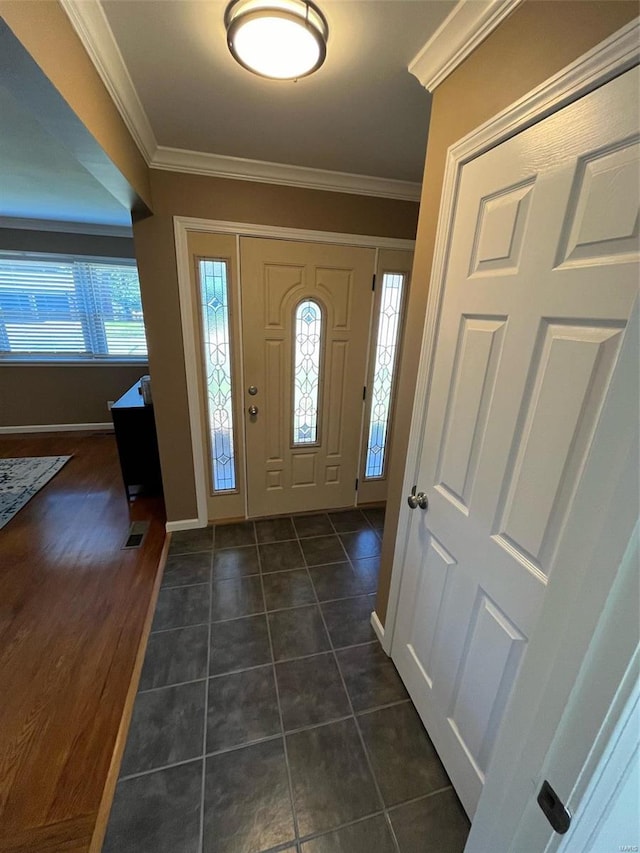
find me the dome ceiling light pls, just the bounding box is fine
[225,0,329,81]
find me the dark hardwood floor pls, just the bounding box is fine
[0,431,167,852]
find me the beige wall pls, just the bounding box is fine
[0,364,146,426]
[375,0,639,625]
[150,170,420,238]
[0,228,135,259]
[135,170,420,522]
[0,0,152,208]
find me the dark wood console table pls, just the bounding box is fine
[111,380,163,500]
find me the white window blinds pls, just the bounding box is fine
[0,254,148,360]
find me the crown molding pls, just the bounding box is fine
[409,0,524,92]
[58,0,157,163]
[0,217,133,238]
[59,1,421,201]
[152,147,422,201]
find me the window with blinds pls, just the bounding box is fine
[0,254,148,360]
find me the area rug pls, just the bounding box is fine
[0,456,71,530]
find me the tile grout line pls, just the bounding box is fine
[333,637,404,853]
[293,521,401,853]
[116,739,452,805]
[254,520,301,847]
[300,511,369,603]
[326,512,354,565]
[328,511,406,853]
[151,619,210,635]
[294,808,387,847]
[387,783,456,813]
[151,609,381,645]
[118,697,417,784]
[383,809,403,852]
[333,534,404,853]
[119,754,208,784]
[267,591,370,613]
[295,520,402,853]
[138,676,208,694]
[160,579,212,591]
[327,511,382,593]
[158,579,210,591]
[197,535,214,853]
[166,546,213,558]
[208,640,387,679]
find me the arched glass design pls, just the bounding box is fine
[293,299,322,444]
[199,258,236,492]
[365,272,406,478]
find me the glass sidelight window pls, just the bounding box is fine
[199,258,236,492]
[293,299,323,444]
[365,272,406,479]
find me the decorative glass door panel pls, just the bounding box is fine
[198,258,236,491]
[365,272,405,478]
[187,231,245,520]
[358,249,413,505]
[292,299,323,445]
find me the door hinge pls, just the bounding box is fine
[355,478,359,491]
[363,385,367,401]
[372,274,376,291]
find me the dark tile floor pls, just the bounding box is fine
[104,507,470,853]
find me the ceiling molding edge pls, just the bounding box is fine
[152,147,423,201]
[59,0,421,201]
[0,217,133,238]
[409,0,525,91]
[58,0,157,163]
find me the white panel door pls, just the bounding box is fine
[391,66,639,818]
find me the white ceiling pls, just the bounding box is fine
[101,0,456,184]
[0,84,132,227]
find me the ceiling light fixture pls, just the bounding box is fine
[225,0,329,81]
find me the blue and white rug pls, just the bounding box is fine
[0,456,71,530]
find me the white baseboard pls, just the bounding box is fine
[0,422,114,434]
[165,518,206,533]
[371,610,390,654]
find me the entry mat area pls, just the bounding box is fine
[0,455,71,530]
[104,508,470,852]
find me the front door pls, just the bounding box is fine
[391,66,639,817]
[240,237,375,517]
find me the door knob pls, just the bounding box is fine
[248,405,258,416]
[248,385,258,396]
[407,486,428,510]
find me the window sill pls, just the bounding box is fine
[0,358,149,367]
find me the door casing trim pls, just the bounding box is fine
[173,217,416,527]
[382,15,639,653]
